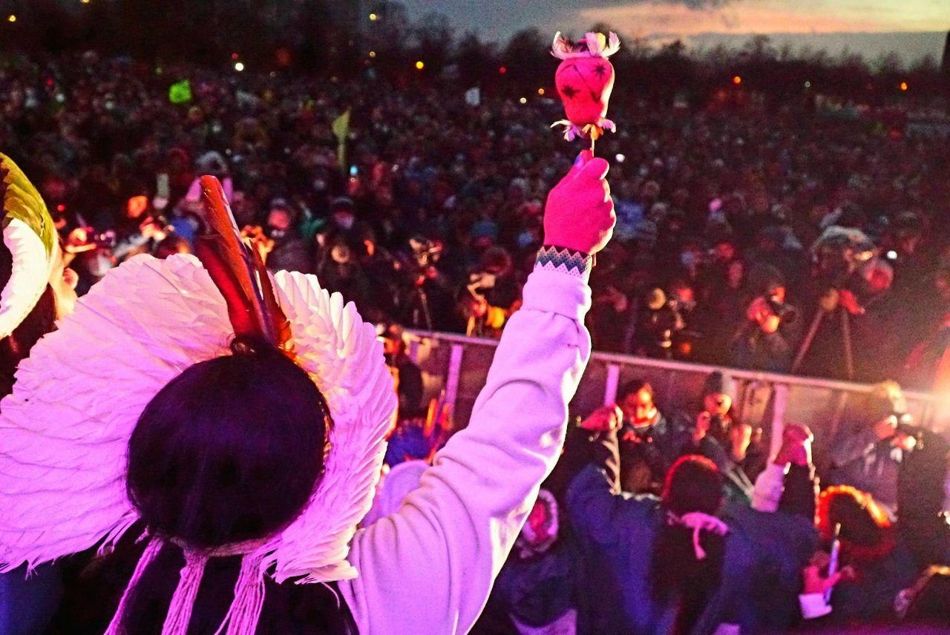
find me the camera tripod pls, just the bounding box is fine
[791,300,855,380]
[791,289,871,464]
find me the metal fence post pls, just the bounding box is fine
[604,363,621,406]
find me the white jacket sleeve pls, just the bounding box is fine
[338,267,592,634]
[751,462,789,512]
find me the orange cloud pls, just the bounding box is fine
[575,0,935,37]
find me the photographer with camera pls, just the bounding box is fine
[731,266,800,372]
[796,225,894,380]
[827,381,949,565]
[390,236,457,332]
[574,380,683,495]
[631,286,686,359]
[680,371,767,502]
[458,246,522,339]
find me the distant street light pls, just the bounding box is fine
[732,75,742,85]
[899,81,908,92]
[415,60,425,70]
[234,62,245,72]
[7,14,16,23]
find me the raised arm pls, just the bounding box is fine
[752,424,818,520]
[339,152,614,633]
[565,426,657,547]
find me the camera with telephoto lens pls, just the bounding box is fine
[71,227,117,251]
[766,294,798,325]
[892,412,924,448]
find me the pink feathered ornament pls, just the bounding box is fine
[551,31,621,146]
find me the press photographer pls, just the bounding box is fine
[732,274,801,372]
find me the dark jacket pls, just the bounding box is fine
[47,529,356,635]
[473,539,578,633]
[617,413,685,494]
[567,433,816,634]
[827,427,902,516]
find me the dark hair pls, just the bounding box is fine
[652,455,726,633]
[619,379,653,401]
[0,245,57,398]
[817,485,895,562]
[662,455,723,517]
[127,339,331,548]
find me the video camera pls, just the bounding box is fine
[65,227,117,254]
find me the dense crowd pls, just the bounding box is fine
[2,50,948,388]
[385,369,950,633]
[2,46,950,634]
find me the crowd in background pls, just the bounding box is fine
[2,50,948,389]
[2,45,950,633]
[383,366,950,633]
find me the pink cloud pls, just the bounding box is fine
[577,2,893,37]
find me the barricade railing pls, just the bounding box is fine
[405,330,946,462]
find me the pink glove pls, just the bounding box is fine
[543,151,615,255]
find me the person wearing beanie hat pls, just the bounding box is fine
[699,370,737,442]
[679,370,767,503]
[703,370,735,403]
[566,428,815,633]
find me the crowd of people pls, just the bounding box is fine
[2,50,948,388]
[384,369,949,633]
[0,41,949,634]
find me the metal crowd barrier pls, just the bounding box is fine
[406,330,947,463]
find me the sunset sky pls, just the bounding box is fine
[401,0,949,64]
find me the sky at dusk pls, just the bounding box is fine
[400,0,949,64]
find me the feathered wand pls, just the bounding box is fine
[550,31,621,154]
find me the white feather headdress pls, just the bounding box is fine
[0,178,396,633]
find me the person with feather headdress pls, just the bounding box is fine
[0,150,614,634]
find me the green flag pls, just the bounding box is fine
[169,80,193,105]
[332,109,351,172]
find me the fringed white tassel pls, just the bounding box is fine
[104,537,165,635]
[666,511,729,561]
[161,549,209,635]
[214,551,267,635]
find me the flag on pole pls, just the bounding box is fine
[332,109,351,172]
